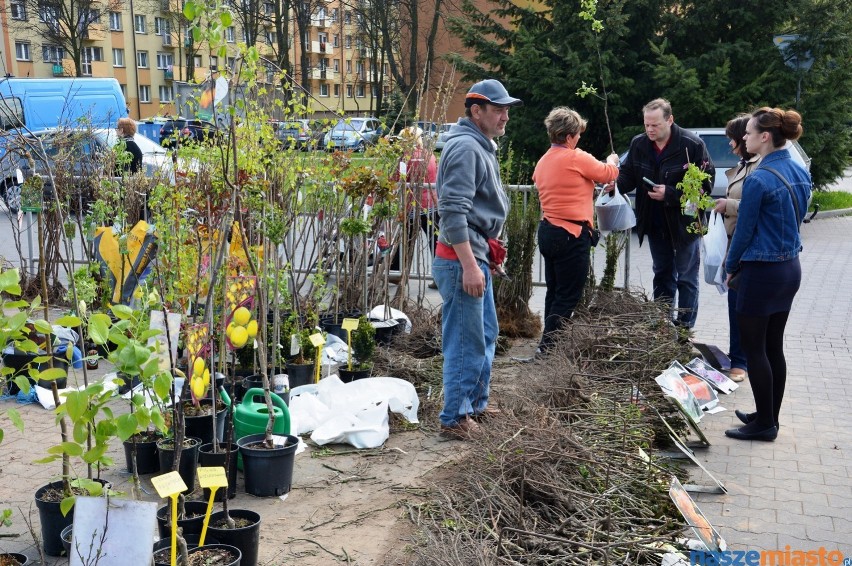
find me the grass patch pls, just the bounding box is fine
[811,190,852,212]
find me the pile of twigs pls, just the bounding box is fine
[411,289,696,564]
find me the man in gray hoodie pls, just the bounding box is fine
[432,79,522,440]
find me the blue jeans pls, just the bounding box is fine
[647,233,700,328]
[537,220,591,351]
[432,257,497,426]
[727,287,747,370]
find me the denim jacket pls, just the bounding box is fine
[725,148,812,273]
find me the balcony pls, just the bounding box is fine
[160,0,173,11]
[311,18,326,27]
[162,33,174,47]
[310,68,328,80]
[164,67,174,81]
[309,41,334,56]
[82,23,107,41]
[52,63,64,76]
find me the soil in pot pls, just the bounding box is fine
[155,500,209,539]
[187,544,241,566]
[198,443,238,500]
[237,433,298,497]
[0,553,29,566]
[207,510,260,566]
[285,362,314,388]
[156,437,201,493]
[183,399,228,445]
[123,430,161,474]
[153,533,219,565]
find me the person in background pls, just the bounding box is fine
[389,126,439,283]
[533,107,619,354]
[613,98,714,330]
[724,107,811,442]
[713,114,761,383]
[116,117,143,174]
[433,79,522,440]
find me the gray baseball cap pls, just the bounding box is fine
[465,79,523,107]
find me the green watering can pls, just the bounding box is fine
[233,388,291,470]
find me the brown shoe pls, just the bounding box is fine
[729,368,747,382]
[439,416,481,440]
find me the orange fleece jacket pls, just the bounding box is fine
[533,145,619,238]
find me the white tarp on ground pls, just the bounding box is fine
[288,375,419,449]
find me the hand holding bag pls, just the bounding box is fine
[595,187,637,232]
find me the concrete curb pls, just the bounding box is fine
[810,207,852,220]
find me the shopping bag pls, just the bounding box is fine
[595,187,636,232]
[701,212,727,290]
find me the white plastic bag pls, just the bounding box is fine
[595,187,636,232]
[701,212,727,291]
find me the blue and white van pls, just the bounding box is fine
[0,77,127,211]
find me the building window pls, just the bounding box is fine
[264,1,274,15]
[139,85,151,103]
[333,84,340,97]
[210,56,218,70]
[134,14,146,33]
[156,52,173,69]
[84,9,100,24]
[319,84,329,97]
[39,4,58,25]
[42,44,64,63]
[356,61,364,79]
[265,31,275,45]
[356,84,365,97]
[227,57,236,71]
[225,26,235,42]
[194,55,202,68]
[333,60,339,72]
[81,47,102,76]
[346,85,353,98]
[14,42,31,61]
[344,10,351,24]
[346,60,352,73]
[333,34,339,48]
[159,85,173,102]
[155,17,168,35]
[109,11,121,30]
[120,84,127,98]
[137,51,149,68]
[113,48,125,67]
[372,84,378,97]
[10,0,27,20]
[331,8,338,22]
[345,35,352,49]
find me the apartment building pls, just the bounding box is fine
[0,0,392,120]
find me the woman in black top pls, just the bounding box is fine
[116,117,143,174]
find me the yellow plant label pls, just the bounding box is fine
[151,471,188,498]
[197,466,228,489]
[309,332,325,348]
[341,318,359,331]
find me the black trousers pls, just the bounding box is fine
[537,219,591,351]
[390,211,440,271]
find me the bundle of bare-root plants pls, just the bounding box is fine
[378,290,703,564]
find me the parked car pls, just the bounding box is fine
[0,128,173,214]
[159,118,221,148]
[324,117,384,152]
[273,119,314,150]
[435,122,455,151]
[618,128,812,198]
[416,121,439,143]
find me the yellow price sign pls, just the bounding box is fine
[309,332,325,348]
[341,318,359,331]
[197,466,228,489]
[151,471,188,499]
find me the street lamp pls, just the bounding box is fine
[773,35,814,107]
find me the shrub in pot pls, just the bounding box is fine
[339,316,375,383]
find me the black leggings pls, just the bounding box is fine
[737,310,790,428]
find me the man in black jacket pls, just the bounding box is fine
[615,98,714,329]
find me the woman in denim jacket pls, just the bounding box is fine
[723,107,812,442]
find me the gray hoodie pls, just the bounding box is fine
[436,118,510,264]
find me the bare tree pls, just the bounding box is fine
[11,0,124,77]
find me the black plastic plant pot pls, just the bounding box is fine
[155,500,209,540]
[60,524,73,555]
[0,553,30,565]
[187,543,241,566]
[198,442,238,500]
[183,399,228,445]
[152,533,220,565]
[156,437,201,494]
[206,510,261,566]
[123,432,161,475]
[285,363,314,388]
[34,479,109,557]
[237,433,298,497]
[338,367,372,383]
